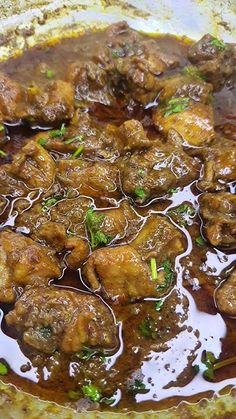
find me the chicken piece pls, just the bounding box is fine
[35,222,67,252]
[153,100,214,147]
[131,215,186,262]
[121,140,200,203]
[65,237,90,270]
[119,119,153,151]
[6,287,117,354]
[158,73,213,103]
[28,80,74,124]
[0,230,61,303]
[0,164,28,197]
[199,192,236,248]
[0,72,27,122]
[197,137,236,191]
[188,34,234,89]
[215,269,236,316]
[84,245,164,304]
[50,196,91,233]
[57,160,121,203]
[8,140,55,190]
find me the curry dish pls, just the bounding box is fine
[0,22,235,413]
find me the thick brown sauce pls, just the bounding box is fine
[0,28,235,413]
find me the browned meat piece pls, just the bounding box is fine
[215,269,236,316]
[131,215,186,262]
[6,287,117,354]
[199,192,236,248]
[121,140,200,203]
[0,72,27,122]
[28,80,74,123]
[188,34,234,88]
[0,230,61,303]
[196,137,236,191]
[158,73,213,104]
[153,100,214,147]
[8,140,55,191]
[119,119,153,151]
[0,164,28,197]
[57,160,121,203]
[83,245,159,304]
[65,237,90,270]
[35,221,67,252]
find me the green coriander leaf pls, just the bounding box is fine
[150,258,158,280]
[101,396,116,406]
[75,346,98,361]
[195,236,206,246]
[72,144,84,158]
[155,299,164,311]
[0,150,7,157]
[39,325,52,339]
[127,379,146,396]
[139,316,156,339]
[167,188,178,195]
[134,187,146,200]
[67,389,79,400]
[137,168,145,177]
[0,123,5,132]
[210,37,226,50]
[202,351,217,381]
[42,195,64,210]
[82,385,101,402]
[45,69,54,79]
[193,364,200,373]
[86,209,112,249]
[0,362,8,376]
[38,137,47,146]
[163,97,189,117]
[183,66,205,80]
[64,135,84,145]
[168,203,195,217]
[49,123,66,138]
[157,260,174,291]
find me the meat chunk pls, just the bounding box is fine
[121,140,200,203]
[83,245,159,304]
[0,164,28,197]
[188,34,234,88]
[199,192,236,248]
[6,287,117,354]
[8,140,55,190]
[153,99,214,147]
[28,80,74,123]
[131,215,186,262]
[215,269,236,316]
[196,137,236,191]
[57,160,121,203]
[0,72,27,122]
[65,237,90,270]
[119,119,153,151]
[0,230,61,303]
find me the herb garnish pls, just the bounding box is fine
[139,316,156,339]
[42,195,64,210]
[202,351,217,380]
[167,188,178,195]
[39,325,52,339]
[134,187,146,201]
[82,384,102,402]
[0,123,5,132]
[210,37,226,50]
[86,209,112,249]
[45,69,54,79]
[0,150,7,157]
[127,379,146,396]
[38,137,47,146]
[155,299,164,311]
[150,258,158,280]
[0,362,8,376]
[195,236,206,246]
[64,135,84,145]
[49,123,66,138]
[163,97,189,117]
[157,260,175,291]
[183,66,205,80]
[75,346,98,361]
[72,144,84,158]
[168,203,196,226]
[101,396,116,405]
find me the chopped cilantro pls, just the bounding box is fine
[127,379,146,396]
[0,150,7,157]
[101,396,116,406]
[210,37,226,50]
[67,389,79,400]
[45,69,54,79]
[86,209,112,249]
[82,384,101,402]
[183,66,205,80]
[195,236,206,246]
[49,123,66,138]
[139,316,156,339]
[168,203,195,217]
[137,168,145,177]
[150,258,158,280]
[39,325,52,339]
[163,97,189,117]
[134,187,146,200]
[167,188,178,195]
[0,362,8,376]
[75,346,98,361]
[42,195,64,210]
[64,135,84,145]
[155,299,164,311]
[193,364,200,373]
[38,137,47,146]
[202,351,217,380]
[0,123,5,132]
[72,144,84,158]
[157,260,174,291]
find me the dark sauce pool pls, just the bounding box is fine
[0,27,235,413]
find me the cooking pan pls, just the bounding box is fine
[0,1,235,417]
